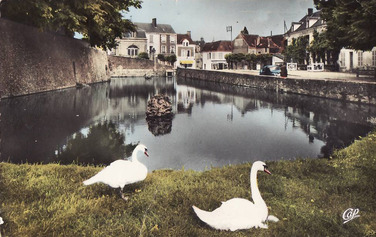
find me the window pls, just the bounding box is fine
[171,46,175,54]
[372,50,376,67]
[207,53,211,59]
[212,52,216,59]
[187,50,190,57]
[149,35,153,43]
[127,45,139,56]
[161,45,166,53]
[170,36,175,43]
[340,52,346,67]
[219,53,223,59]
[358,51,363,66]
[183,40,189,47]
[161,35,166,43]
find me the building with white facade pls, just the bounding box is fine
[110,30,147,57]
[202,41,232,70]
[135,18,177,59]
[339,48,376,71]
[176,32,196,68]
[285,8,326,46]
[286,8,376,71]
[284,8,326,65]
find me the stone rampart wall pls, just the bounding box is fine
[177,69,376,105]
[0,19,110,98]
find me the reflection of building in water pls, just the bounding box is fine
[178,78,375,158]
[177,85,196,114]
[106,77,176,123]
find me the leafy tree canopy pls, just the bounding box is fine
[55,121,137,165]
[314,0,376,51]
[137,52,149,59]
[283,36,309,64]
[0,0,142,50]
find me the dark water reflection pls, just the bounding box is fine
[1,77,375,170]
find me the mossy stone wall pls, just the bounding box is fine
[0,19,110,98]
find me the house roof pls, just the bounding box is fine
[177,34,194,44]
[237,33,284,53]
[311,19,325,28]
[292,10,323,33]
[135,22,176,34]
[202,41,232,52]
[242,34,259,47]
[270,35,284,48]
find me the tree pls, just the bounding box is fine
[166,54,177,66]
[256,54,272,66]
[308,30,338,66]
[137,52,149,59]
[0,0,142,50]
[245,53,257,69]
[157,54,166,62]
[225,54,234,69]
[225,53,246,69]
[283,36,309,64]
[314,0,376,51]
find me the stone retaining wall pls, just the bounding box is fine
[108,55,173,77]
[176,68,376,105]
[0,19,110,98]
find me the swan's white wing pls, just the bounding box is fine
[193,198,270,231]
[83,160,147,188]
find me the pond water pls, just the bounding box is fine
[1,76,375,171]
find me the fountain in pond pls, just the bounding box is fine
[146,94,174,136]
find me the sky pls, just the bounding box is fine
[126,0,316,41]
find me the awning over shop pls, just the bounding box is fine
[180,60,194,64]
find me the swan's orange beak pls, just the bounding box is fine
[264,168,271,175]
[144,151,149,157]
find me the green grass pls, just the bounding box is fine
[1,132,376,236]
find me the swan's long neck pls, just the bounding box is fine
[250,167,265,205]
[131,147,141,162]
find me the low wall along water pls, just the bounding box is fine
[108,55,173,77]
[176,68,376,105]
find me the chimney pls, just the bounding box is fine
[308,8,313,16]
[152,18,157,27]
[187,31,191,38]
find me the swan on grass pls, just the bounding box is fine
[192,161,278,231]
[83,144,149,200]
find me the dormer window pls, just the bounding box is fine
[183,39,189,47]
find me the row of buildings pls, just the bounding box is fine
[109,17,285,70]
[110,8,376,72]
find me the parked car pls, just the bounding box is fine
[259,65,281,76]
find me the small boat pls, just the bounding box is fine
[144,73,153,80]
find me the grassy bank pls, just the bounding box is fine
[1,132,376,236]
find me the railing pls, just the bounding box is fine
[356,68,376,79]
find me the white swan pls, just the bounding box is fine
[83,144,149,199]
[192,161,278,231]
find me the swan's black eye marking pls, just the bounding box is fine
[263,165,268,169]
[145,148,148,152]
